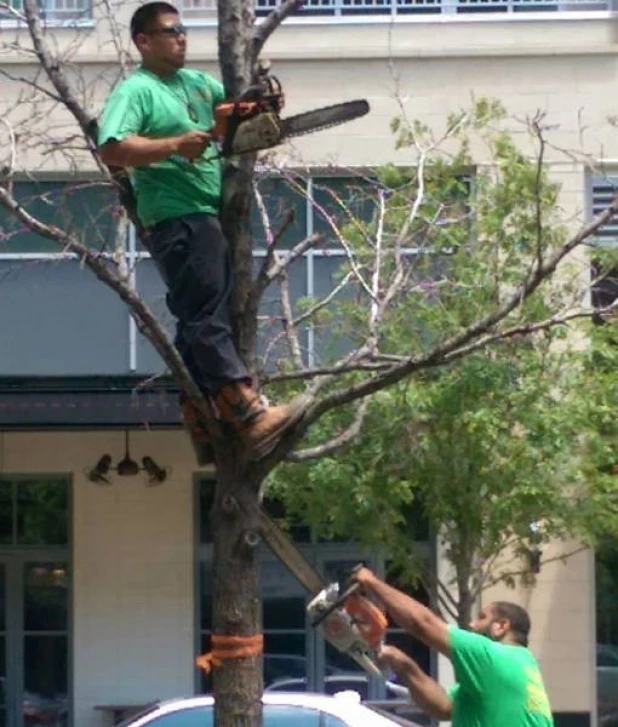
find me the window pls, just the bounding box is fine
[0,477,71,727]
[0,171,462,377]
[253,173,380,371]
[0,181,117,255]
[590,177,618,314]
[177,0,603,19]
[0,478,68,546]
[0,0,92,21]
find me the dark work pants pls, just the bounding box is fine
[145,212,249,395]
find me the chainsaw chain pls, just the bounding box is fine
[282,100,370,140]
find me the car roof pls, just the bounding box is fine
[127,693,416,727]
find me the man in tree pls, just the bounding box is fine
[97,2,305,459]
[353,567,554,726]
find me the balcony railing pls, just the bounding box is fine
[1,0,91,21]
[180,0,610,18]
[1,0,609,22]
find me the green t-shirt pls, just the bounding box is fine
[98,66,225,226]
[447,625,554,727]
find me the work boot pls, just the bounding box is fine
[215,382,309,459]
[180,396,215,466]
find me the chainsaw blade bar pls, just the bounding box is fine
[256,506,327,595]
[281,99,370,140]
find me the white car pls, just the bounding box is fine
[265,674,411,700]
[118,693,423,727]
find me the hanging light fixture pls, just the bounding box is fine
[87,431,168,485]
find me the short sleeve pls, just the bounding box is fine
[98,84,145,146]
[448,625,495,694]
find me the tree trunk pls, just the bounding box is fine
[221,159,260,371]
[212,456,264,727]
[455,556,475,628]
[214,4,269,725]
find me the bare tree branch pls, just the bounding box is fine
[23,0,98,154]
[480,545,590,591]
[0,69,63,104]
[261,360,392,383]
[298,193,618,429]
[278,265,304,369]
[21,0,141,231]
[0,1,25,21]
[251,0,305,61]
[287,398,369,462]
[265,232,322,284]
[531,111,547,270]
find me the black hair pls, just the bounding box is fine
[130,2,179,39]
[492,601,531,647]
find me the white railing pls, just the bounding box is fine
[2,0,609,22]
[179,0,610,16]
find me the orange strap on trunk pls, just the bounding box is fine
[196,634,264,674]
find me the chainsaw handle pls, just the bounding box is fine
[311,563,367,627]
[310,582,361,628]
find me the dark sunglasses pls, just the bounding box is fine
[147,22,188,37]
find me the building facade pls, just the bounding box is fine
[0,1,614,726]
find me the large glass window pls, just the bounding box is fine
[0,171,452,377]
[0,478,70,727]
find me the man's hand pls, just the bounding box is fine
[377,645,453,721]
[349,566,451,656]
[352,565,376,589]
[174,130,212,161]
[376,645,414,676]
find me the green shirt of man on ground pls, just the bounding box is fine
[351,567,554,727]
[448,623,553,727]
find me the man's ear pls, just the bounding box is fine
[134,34,148,53]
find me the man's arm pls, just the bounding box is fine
[354,567,450,655]
[99,131,212,167]
[377,646,452,721]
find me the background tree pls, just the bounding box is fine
[0,7,617,720]
[269,337,614,628]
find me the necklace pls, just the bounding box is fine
[146,69,199,123]
[175,76,199,123]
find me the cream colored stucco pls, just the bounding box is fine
[0,429,201,727]
[484,544,597,719]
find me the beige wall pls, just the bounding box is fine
[2,14,618,178]
[485,544,596,718]
[0,429,201,727]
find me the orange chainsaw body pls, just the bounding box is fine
[307,582,388,677]
[342,592,388,650]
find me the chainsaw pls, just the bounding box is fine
[211,72,370,157]
[257,508,388,678]
[307,568,388,678]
